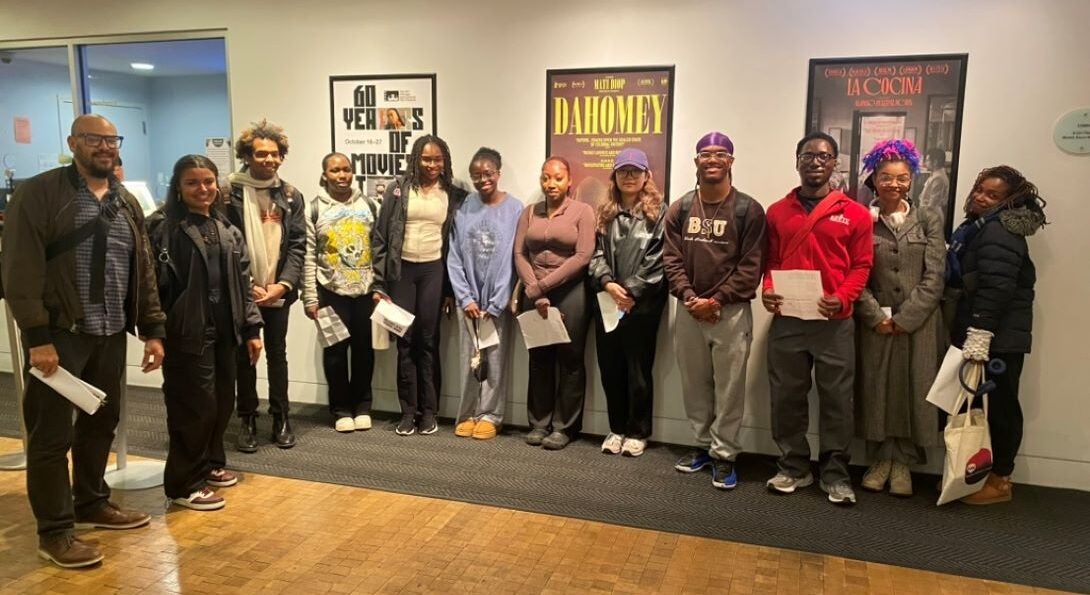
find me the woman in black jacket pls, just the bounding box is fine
[588,148,667,457]
[149,155,263,511]
[947,165,1047,505]
[371,135,467,436]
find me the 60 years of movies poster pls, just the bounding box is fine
[329,74,437,200]
[547,66,675,208]
[806,54,968,234]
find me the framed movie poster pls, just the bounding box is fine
[546,66,675,209]
[805,54,968,234]
[329,74,437,201]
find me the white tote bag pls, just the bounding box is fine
[937,362,994,505]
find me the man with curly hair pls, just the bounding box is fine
[223,120,306,451]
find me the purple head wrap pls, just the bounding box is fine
[696,132,734,155]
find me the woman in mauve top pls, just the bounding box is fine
[514,156,596,451]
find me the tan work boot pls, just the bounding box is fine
[961,473,1012,505]
[38,534,103,568]
[889,462,913,497]
[861,460,892,492]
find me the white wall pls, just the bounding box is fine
[2,0,1088,490]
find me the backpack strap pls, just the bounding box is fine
[678,188,751,238]
[45,193,124,304]
[45,194,121,262]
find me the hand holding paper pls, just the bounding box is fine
[468,316,500,349]
[142,338,164,373]
[30,366,106,415]
[596,291,623,333]
[371,299,415,337]
[315,306,352,348]
[770,270,825,320]
[517,307,571,349]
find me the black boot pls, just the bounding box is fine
[272,415,296,449]
[236,415,258,453]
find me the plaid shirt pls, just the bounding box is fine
[73,176,133,336]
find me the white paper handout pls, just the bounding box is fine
[926,346,967,414]
[516,307,571,349]
[372,320,391,350]
[370,299,416,337]
[465,316,500,350]
[30,367,107,415]
[596,291,624,333]
[771,269,825,320]
[315,306,351,348]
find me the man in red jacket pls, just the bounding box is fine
[761,132,873,506]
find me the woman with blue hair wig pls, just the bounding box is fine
[853,139,946,498]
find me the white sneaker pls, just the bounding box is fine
[353,414,372,431]
[766,472,814,494]
[820,481,858,505]
[334,417,355,433]
[620,438,646,457]
[172,488,225,511]
[601,433,623,454]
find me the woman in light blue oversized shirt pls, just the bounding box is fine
[446,147,523,440]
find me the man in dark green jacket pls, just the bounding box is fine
[1,114,166,569]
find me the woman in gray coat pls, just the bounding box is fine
[854,139,946,497]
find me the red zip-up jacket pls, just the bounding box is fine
[762,188,873,319]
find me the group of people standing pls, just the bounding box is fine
[2,113,1046,569]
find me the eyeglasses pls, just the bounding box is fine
[470,169,498,183]
[615,167,646,179]
[76,133,124,149]
[798,152,835,165]
[876,173,912,185]
[696,151,733,161]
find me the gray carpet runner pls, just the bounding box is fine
[0,374,1087,593]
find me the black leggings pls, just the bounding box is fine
[986,353,1025,476]
[388,259,444,419]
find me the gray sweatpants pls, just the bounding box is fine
[456,312,513,426]
[767,316,855,484]
[674,302,753,461]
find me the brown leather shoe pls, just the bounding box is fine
[961,473,1013,505]
[38,534,103,568]
[74,501,151,530]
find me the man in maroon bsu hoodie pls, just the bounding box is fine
[761,132,873,506]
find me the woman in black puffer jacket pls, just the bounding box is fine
[946,165,1047,505]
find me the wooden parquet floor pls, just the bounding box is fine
[0,438,1069,594]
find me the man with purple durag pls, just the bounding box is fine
[662,132,767,491]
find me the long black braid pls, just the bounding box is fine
[403,134,453,191]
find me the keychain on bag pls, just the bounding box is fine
[470,319,488,382]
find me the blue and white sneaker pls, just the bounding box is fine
[674,451,713,473]
[711,460,738,490]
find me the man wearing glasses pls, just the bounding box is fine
[2,114,166,567]
[761,132,873,506]
[663,132,766,491]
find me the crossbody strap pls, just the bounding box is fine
[781,192,841,263]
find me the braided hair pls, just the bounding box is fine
[404,134,453,191]
[965,165,1048,222]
